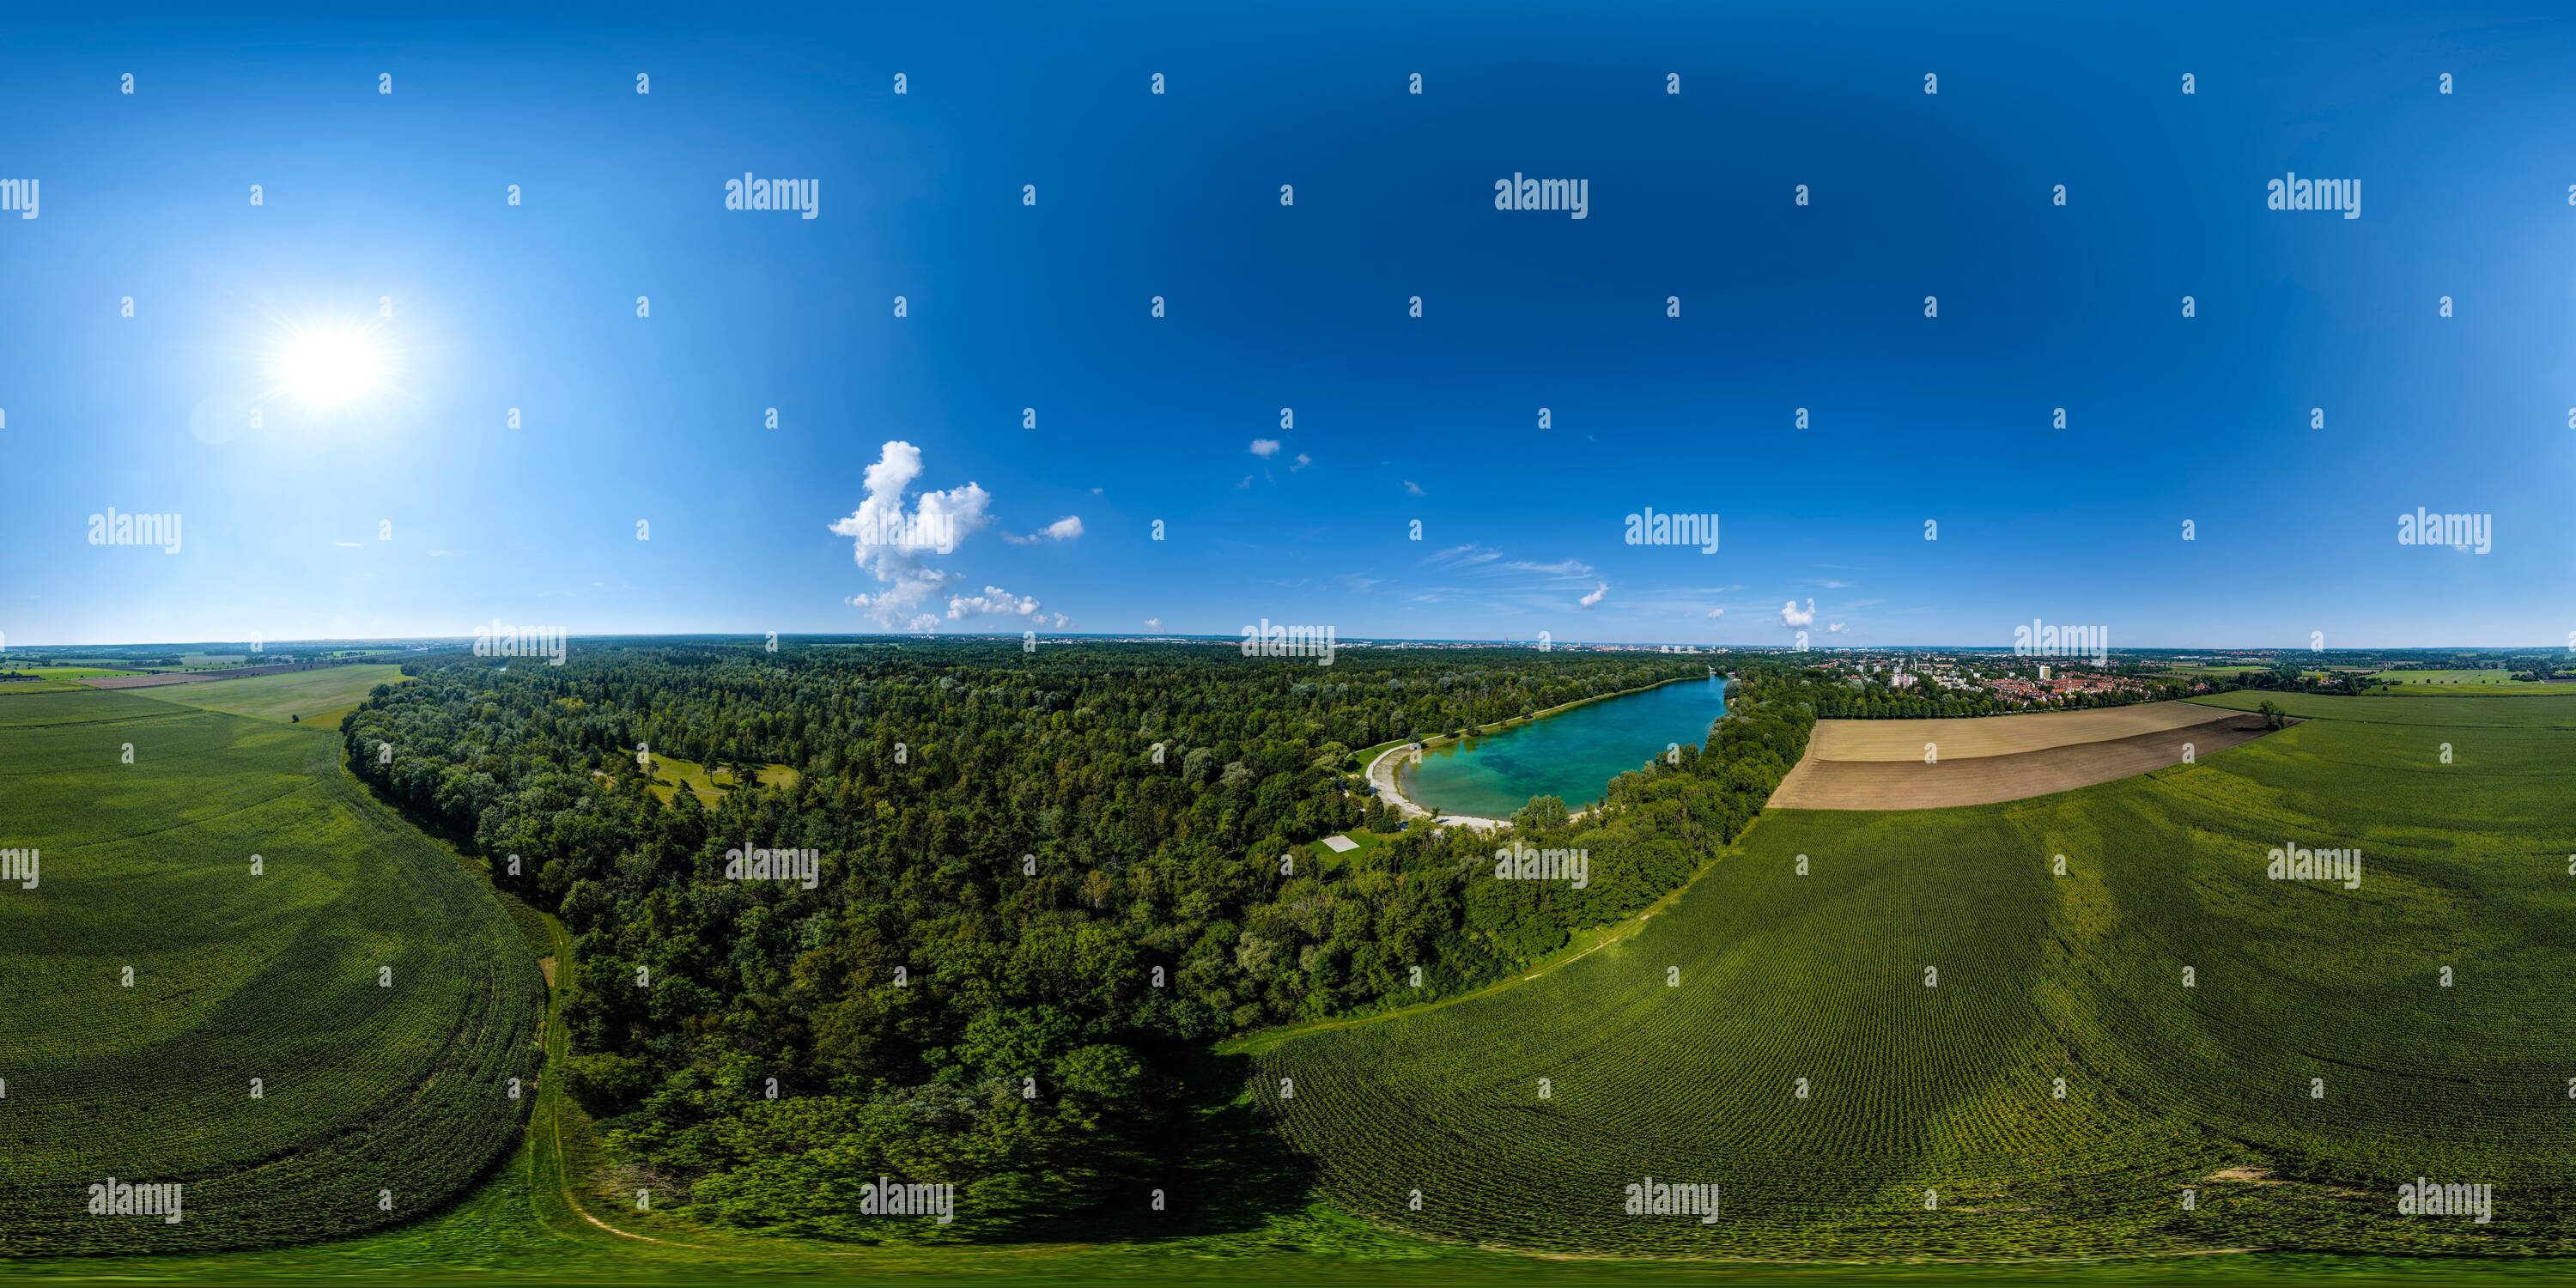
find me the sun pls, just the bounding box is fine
[275,324,391,409]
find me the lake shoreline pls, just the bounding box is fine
[1364,671,1723,829]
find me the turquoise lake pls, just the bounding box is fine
[1395,674,1729,818]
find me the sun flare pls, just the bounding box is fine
[267,320,395,410]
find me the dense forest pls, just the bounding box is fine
[342,641,1813,1241]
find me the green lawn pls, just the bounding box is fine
[1303,827,1394,872]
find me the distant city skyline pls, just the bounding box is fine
[4,5,2569,649]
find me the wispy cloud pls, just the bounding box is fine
[1004,515,1084,544]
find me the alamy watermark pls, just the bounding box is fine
[724,843,819,890]
[2268,840,2360,890]
[1625,507,1718,554]
[1624,1177,1719,1224]
[0,177,36,220]
[723,173,818,219]
[1494,172,1589,220]
[471,620,567,666]
[2397,507,2491,555]
[88,1178,182,1224]
[860,1176,954,1224]
[1493,841,1589,890]
[1242,619,1334,666]
[2012,617,2107,666]
[89,508,181,554]
[840,508,957,555]
[0,848,36,890]
[2398,1177,2492,1224]
[2267,172,2360,219]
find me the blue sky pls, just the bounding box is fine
[3,3,2571,648]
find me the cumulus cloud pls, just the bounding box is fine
[829,440,993,631]
[1249,439,1282,459]
[1577,581,1607,609]
[1144,617,1162,629]
[1291,453,1311,471]
[1780,598,1817,628]
[1004,515,1084,544]
[949,585,1048,621]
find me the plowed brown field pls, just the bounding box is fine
[1768,701,2283,809]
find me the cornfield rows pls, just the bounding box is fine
[0,691,544,1255]
[1254,693,2576,1258]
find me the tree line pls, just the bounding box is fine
[340,641,1814,1242]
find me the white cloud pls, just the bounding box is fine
[1402,479,1425,496]
[1821,579,1850,589]
[948,585,1048,621]
[1144,617,1162,629]
[1705,607,1725,619]
[1249,439,1282,459]
[829,440,994,630]
[1827,623,1847,633]
[1237,475,1254,489]
[1426,544,1501,568]
[1291,453,1311,471]
[1509,558,1595,579]
[1577,581,1607,609]
[1004,515,1084,544]
[1780,598,1817,628]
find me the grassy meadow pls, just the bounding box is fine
[131,663,412,728]
[641,751,799,805]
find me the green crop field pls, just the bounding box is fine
[0,666,146,694]
[1246,691,2576,1260]
[2366,669,2542,690]
[0,690,544,1255]
[0,677,91,694]
[131,664,412,728]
